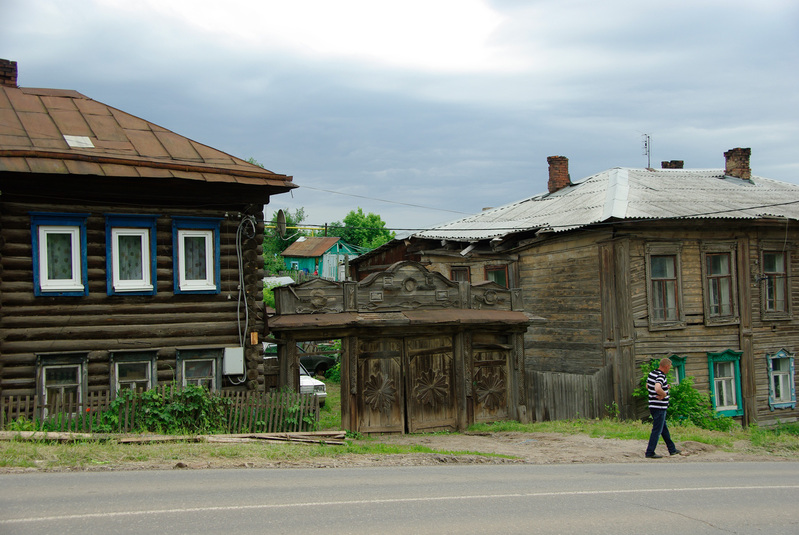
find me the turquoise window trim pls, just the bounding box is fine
[171,217,222,295]
[766,349,796,411]
[105,214,158,296]
[30,212,90,297]
[707,349,744,417]
[668,354,686,384]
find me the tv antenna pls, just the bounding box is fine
[275,209,286,238]
[642,134,651,168]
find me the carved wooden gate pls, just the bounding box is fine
[357,335,457,434]
[270,261,540,434]
[471,333,512,423]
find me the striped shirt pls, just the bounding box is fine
[647,368,670,409]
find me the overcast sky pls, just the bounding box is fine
[3,0,798,233]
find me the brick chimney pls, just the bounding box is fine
[547,156,570,193]
[724,147,751,180]
[661,160,684,169]
[0,59,18,88]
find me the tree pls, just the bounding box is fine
[328,208,395,249]
[263,207,307,274]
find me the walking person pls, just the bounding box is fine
[645,358,681,459]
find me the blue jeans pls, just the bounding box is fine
[646,408,677,456]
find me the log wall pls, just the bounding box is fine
[0,198,267,397]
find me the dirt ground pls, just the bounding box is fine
[204,431,798,470]
[3,431,796,472]
[295,431,797,469]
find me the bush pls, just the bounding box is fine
[326,363,341,384]
[97,384,231,434]
[633,360,737,431]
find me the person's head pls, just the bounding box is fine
[658,358,672,373]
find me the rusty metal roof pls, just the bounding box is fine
[282,237,341,258]
[416,167,799,241]
[0,85,296,190]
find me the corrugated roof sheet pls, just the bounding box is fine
[0,86,296,190]
[416,167,799,241]
[282,237,342,258]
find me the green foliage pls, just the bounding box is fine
[327,208,395,249]
[4,416,37,432]
[633,360,737,432]
[263,286,276,308]
[604,401,620,420]
[263,207,308,274]
[325,363,341,384]
[97,384,231,434]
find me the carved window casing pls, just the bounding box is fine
[759,241,792,320]
[645,243,685,330]
[700,241,739,326]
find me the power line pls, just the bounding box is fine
[298,185,472,215]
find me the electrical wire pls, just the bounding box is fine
[230,215,257,385]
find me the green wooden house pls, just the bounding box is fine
[282,237,360,280]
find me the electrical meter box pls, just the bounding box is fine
[223,347,245,375]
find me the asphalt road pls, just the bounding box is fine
[1,462,798,534]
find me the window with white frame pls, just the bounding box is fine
[31,213,89,296]
[645,243,685,329]
[106,215,157,295]
[701,242,739,325]
[37,354,87,415]
[172,218,221,294]
[767,349,796,410]
[707,349,743,417]
[761,244,792,319]
[110,351,157,395]
[184,359,216,388]
[176,348,222,391]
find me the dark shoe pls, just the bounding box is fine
[670,449,682,456]
[645,454,663,459]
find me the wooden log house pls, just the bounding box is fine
[0,60,296,407]
[350,149,799,426]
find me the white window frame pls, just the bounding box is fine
[115,360,153,393]
[111,228,153,292]
[176,348,223,391]
[177,229,215,291]
[36,353,88,417]
[172,217,221,294]
[767,349,796,410]
[182,358,216,389]
[31,213,90,296]
[707,349,743,417]
[38,226,83,292]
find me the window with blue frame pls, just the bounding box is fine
[105,215,158,295]
[30,213,89,296]
[766,349,796,411]
[707,349,743,417]
[172,217,222,294]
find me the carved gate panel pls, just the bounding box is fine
[472,334,511,423]
[356,338,404,434]
[405,335,457,433]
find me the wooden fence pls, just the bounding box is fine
[530,366,615,421]
[0,387,319,434]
